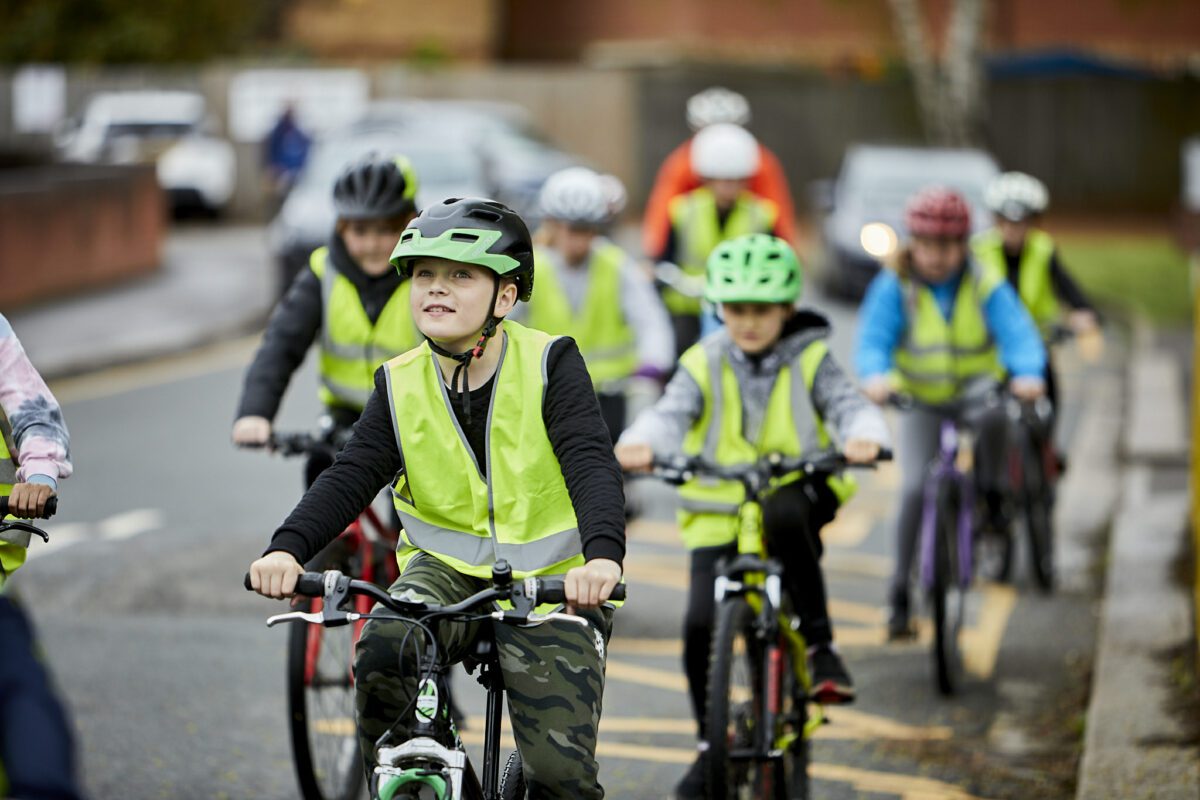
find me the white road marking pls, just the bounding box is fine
[27,508,165,560]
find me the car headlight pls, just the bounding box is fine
[860,222,898,259]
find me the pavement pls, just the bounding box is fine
[1075,323,1198,799]
[7,221,1198,797]
[8,222,275,380]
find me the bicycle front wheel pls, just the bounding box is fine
[930,481,966,696]
[287,550,364,800]
[1022,439,1056,593]
[706,596,771,800]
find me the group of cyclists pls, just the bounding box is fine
[0,83,1101,800]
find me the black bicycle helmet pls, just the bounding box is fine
[332,153,419,221]
[391,197,534,301]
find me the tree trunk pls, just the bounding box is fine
[888,0,987,147]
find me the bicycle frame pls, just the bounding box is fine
[918,419,975,593]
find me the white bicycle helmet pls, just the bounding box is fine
[691,123,760,180]
[538,167,610,227]
[985,171,1049,221]
[686,87,751,131]
[598,173,627,220]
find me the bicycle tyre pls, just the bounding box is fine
[287,548,364,800]
[1022,438,1056,593]
[773,633,810,800]
[931,480,965,696]
[706,596,770,799]
[498,750,526,800]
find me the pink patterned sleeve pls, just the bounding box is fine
[0,315,72,484]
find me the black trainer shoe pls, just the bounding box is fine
[808,644,855,704]
[887,606,916,642]
[675,751,707,799]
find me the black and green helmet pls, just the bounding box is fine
[705,233,802,304]
[390,197,535,301]
[332,153,419,220]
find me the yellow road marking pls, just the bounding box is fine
[822,508,873,547]
[605,658,687,693]
[962,583,1018,679]
[824,549,893,579]
[50,334,261,404]
[625,519,681,546]
[458,727,982,796]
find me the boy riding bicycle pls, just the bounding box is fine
[233,153,421,484]
[523,166,674,441]
[975,171,1102,440]
[616,234,889,800]
[855,187,1048,640]
[249,197,625,798]
[0,313,81,799]
[653,124,781,356]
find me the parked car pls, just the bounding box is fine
[268,100,582,294]
[353,99,580,222]
[56,90,236,216]
[267,123,492,293]
[811,144,1001,298]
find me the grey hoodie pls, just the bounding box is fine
[620,309,891,455]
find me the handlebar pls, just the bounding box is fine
[640,450,892,490]
[244,560,626,628]
[238,429,353,458]
[0,495,58,519]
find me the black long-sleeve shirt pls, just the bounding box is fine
[1003,247,1095,313]
[265,335,627,568]
[236,235,405,421]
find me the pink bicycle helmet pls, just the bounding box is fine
[904,187,972,239]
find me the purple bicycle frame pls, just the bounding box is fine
[918,418,975,590]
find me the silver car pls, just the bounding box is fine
[812,144,1000,298]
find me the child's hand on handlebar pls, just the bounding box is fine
[8,482,55,518]
[564,558,622,611]
[249,551,305,598]
[615,443,654,473]
[861,375,895,406]
[843,439,882,465]
[233,416,272,447]
[1009,376,1046,401]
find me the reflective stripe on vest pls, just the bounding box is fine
[674,334,848,549]
[0,421,22,590]
[384,321,584,580]
[527,243,638,388]
[973,228,1060,331]
[311,248,420,411]
[665,189,777,316]
[894,262,1006,405]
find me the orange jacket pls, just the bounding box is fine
[642,138,796,257]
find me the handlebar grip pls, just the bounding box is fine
[536,581,627,605]
[0,495,58,518]
[876,448,894,462]
[243,571,326,596]
[295,572,327,597]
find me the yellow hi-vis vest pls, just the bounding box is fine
[972,228,1060,332]
[666,188,777,316]
[527,243,637,390]
[676,335,854,550]
[0,421,22,590]
[894,262,1007,405]
[384,321,585,579]
[311,248,419,412]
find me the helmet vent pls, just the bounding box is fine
[466,208,504,223]
[400,231,415,242]
[450,232,480,243]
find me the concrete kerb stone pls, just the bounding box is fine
[1075,325,1199,799]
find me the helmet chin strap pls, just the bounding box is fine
[424,276,502,425]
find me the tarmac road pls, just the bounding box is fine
[12,269,1110,799]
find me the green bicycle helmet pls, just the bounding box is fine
[705,234,802,304]
[390,197,534,301]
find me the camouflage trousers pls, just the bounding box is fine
[354,553,614,799]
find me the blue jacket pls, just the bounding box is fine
[855,264,1046,381]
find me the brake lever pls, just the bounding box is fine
[266,610,327,627]
[0,521,49,542]
[528,611,590,627]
